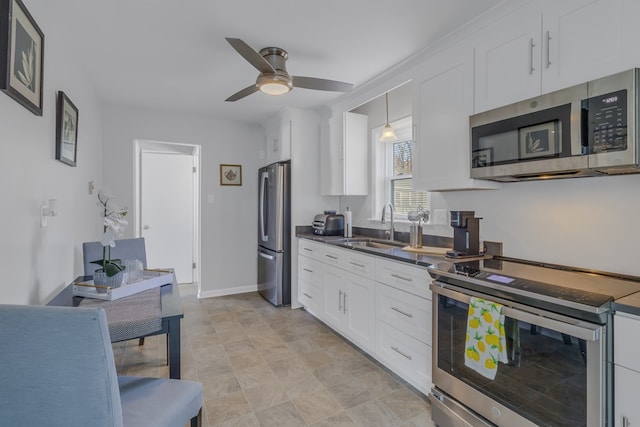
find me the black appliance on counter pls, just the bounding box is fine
[446,211,481,258]
[312,211,344,236]
[429,256,640,427]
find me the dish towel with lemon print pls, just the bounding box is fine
[464,297,508,380]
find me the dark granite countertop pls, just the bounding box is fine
[296,230,452,270]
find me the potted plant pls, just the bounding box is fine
[91,192,128,288]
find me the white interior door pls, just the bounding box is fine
[140,151,194,283]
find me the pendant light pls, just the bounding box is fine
[379,92,398,143]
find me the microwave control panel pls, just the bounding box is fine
[585,89,627,154]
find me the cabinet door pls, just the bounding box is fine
[344,271,375,351]
[542,0,629,93]
[323,267,345,329]
[615,365,640,427]
[474,3,542,112]
[319,111,368,196]
[413,44,501,191]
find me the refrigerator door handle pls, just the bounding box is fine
[259,171,269,242]
[259,251,275,261]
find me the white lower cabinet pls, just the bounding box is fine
[614,313,640,426]
[323,265,375,352]
[297,238,433,395]
[375,320,431,395]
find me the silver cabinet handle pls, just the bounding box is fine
[303,247,313,252]
[303,268,313,273]
[350,261,365,268]
[529,38,535,75]
[391,273,412,282]
[343,292,348,314]
[622,416,630,427]
[338,290,343,312]
[545,30,551,69]
[325,254,338,260]
[391,306,413,318]
[143,225,150,230]
[303,292,312,299]
[391,346,413,360]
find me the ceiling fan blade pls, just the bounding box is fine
[292,76,353,92]
[225,84,259,102]
[225,37,275,74]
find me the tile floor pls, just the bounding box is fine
[112,285,435,427]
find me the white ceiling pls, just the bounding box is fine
[37,0,503,125]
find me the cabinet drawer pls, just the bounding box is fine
[376,282,431,345]
[298,239,324,260]
[376,258,432,299]
[299,279,322,315]
[298,256,323,286]
[375,320,431,394]
[615,313,640,372]
[321,245,346,268]
[341,250,375,279]
[615,364,640,427]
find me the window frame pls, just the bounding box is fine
[371,116,429,223]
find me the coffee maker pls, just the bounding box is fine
[446,210,482,258]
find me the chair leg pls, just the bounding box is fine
[191,408,202,427]
[138,337,145,346]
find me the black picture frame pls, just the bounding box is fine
[55,91,78,167]
[0,0,44,116]
[518,121,559,160]
[472,147,493,168]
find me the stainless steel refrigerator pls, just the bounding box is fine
[257,161,290,306]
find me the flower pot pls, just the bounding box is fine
[93,269,124,293]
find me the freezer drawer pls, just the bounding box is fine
[258,247,286,306]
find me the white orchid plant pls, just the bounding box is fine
[90,192,128,277]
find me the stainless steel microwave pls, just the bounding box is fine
[470,69,640,182]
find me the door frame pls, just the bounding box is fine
[133,139,201,295]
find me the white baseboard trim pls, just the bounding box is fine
[198,284,258,299]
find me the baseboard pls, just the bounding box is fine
[198,284,258,299]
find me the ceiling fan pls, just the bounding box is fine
[224,37,353,102]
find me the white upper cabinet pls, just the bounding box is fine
[475,0,632,113]
[263,109,292,165]
[320,111,368,196]
[412,43,501,191]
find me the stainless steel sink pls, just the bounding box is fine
[331,238,405,250]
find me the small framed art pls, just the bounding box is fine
[55,91,78,167]
[0,0,44,115]
[472,147,493,168]
[220,164,242,186]
[518,121,559,160]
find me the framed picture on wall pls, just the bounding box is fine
[518,121,559,160]
[220,164,242,186]
[55,91,78,167]
[0,0,44,116]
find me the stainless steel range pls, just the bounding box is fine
[428,257,640,427]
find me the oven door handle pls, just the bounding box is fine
[432,283,601,341]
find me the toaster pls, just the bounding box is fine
[312,212,344,236]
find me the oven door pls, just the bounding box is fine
[431,282,606,427]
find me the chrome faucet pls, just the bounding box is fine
[381,203,394,240]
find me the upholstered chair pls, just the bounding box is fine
[0,304,202,427]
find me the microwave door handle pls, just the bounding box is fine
[259,171,269,242]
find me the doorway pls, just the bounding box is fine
[134,140,201,293]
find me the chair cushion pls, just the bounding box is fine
[118,377,202,427]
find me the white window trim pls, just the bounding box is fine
[371,116,421,223]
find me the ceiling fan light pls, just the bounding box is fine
[259,81,291,95]
[380,124,398,143]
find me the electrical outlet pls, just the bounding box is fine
[433,209,448,225]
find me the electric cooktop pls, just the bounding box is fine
[428,256,640,320]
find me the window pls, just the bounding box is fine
[373,117,429,220]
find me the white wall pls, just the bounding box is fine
[437,175,640,276]
[0,1,104,304]
[100,104,264,296]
